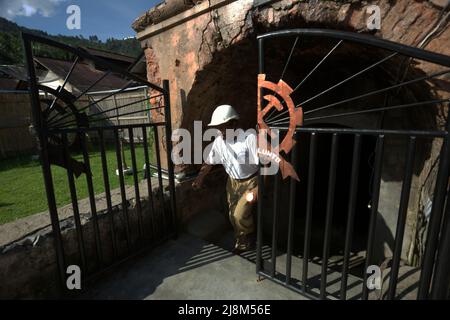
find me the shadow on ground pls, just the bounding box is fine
[81,229,304,300]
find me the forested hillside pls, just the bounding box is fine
[0,17,141,64]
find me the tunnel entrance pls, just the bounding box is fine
[184,30,437,259]
[179,26,448,299]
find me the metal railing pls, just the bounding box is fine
[22,32,177,294]
[256,29,450,300]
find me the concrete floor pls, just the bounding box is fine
[82,232,305,300]
[80,210,419,300]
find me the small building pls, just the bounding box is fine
[0,47,142,94]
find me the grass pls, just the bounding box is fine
[0,142,155,225]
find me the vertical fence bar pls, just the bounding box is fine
[62,133,87,271]
[114,128,131,252]
[79,132,103,266]
[303,132,317,292]
[22,35,67,290]
[430,185,450,299]
[153,125,167,236]
[387,136,416,299]
[128,128,144,239]
[163,80,177,236]
[98,130,118,260]
[320,133,339,299]
[256,169,265,273]
[418,115,450,299]
[362,135,385,300]
[286,134,299,285]
[271,172,281,278]
[256,37,265,274]
[142,126,157,240]
[340,134,361,300]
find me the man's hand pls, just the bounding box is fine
[192,177,204,191]
[245,187,258,204]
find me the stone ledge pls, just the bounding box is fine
[0,177,167,250]
[136,0,238,41]
[0,169,229,299]
[0,177,169,299]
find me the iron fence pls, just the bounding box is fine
[22,32,177,294]
[256,29,450,300]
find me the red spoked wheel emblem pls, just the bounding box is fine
[257,74,303,181]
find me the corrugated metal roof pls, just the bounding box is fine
[34,57,130,92]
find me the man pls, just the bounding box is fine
[192,105,259,253]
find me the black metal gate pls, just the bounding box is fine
[22,33,177,293]
[255,29,450,300]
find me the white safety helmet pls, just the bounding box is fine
[208,104,240,126]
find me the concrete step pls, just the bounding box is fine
[183,210,365,300]
[82,210,419,300]
[81,232,306,300]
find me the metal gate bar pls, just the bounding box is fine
[430,185,450,298]
[361,135,384,300]
[285,137,298,285]
[340,134,361,300]
[302,132,316,294]
[387,136,416,299]
[418,116,450,299]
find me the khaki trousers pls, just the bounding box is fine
[226,175,258,237]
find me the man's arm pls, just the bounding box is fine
[192,163,213,190]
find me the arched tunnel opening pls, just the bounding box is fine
[181,28,440,276]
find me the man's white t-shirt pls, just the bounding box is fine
[205,132,259,180]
